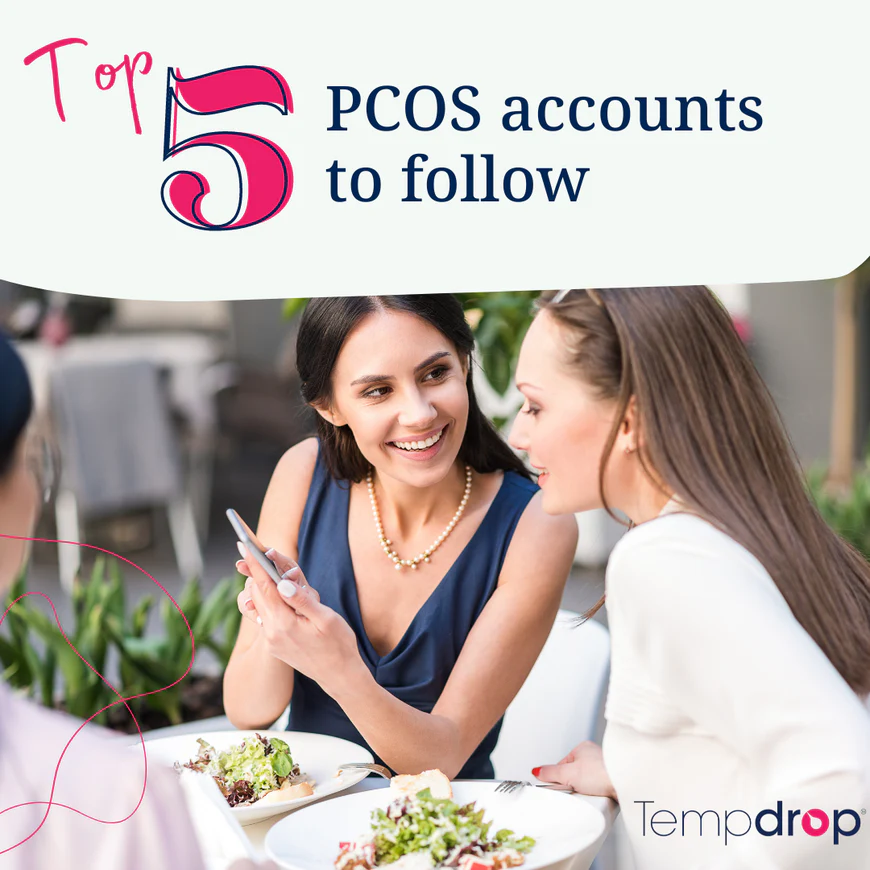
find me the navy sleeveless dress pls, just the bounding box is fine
[288,449,538,778]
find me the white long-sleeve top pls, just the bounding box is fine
[602,503,870,870]
[0,682,205,870]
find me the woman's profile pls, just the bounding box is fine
[509,286,870,869]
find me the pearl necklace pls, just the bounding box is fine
[366,465,473,571]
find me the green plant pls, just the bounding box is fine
[0,574,56,706]
[1,559,125,723]
[455,292,538,396]
[807,447,870,561]
[106,574,243,725]
[0,560,244,727]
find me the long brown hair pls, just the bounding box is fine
[539,286,870,695]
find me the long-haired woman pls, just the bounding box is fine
[509,287,870,869]
[224,294,578,779]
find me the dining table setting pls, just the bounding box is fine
[136,717,618,870]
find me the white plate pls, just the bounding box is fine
[265,781,606,869]
[140,730,374,825]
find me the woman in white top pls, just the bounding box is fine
[508,287,870,869]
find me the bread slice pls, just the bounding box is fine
[257,780,315,805]
[390,769,453,800]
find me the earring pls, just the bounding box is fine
[624,444,635,455]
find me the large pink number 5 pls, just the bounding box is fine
[162,66,293,230]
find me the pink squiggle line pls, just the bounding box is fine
[0,533,196,854]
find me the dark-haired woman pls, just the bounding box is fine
[510,287,870,869]
[223,295,577,779]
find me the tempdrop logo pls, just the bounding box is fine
[802,808,831,837]
[635,801,863,846]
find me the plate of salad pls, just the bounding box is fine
[264,774,606,869]
[140,730,374,825]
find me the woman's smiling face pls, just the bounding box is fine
[509,310,621,515]
[322,309,470,486]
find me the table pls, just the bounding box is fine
[142,717,618,870]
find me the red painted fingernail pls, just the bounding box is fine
[531,767,542,777]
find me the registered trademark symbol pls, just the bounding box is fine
[862,809,867,815]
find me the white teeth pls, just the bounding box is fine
[393,428,444,451]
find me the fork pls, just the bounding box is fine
[337,761,394,779]
[495,779,574,794]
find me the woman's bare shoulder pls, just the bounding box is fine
[502,488,578,588]
[271,437,320,484]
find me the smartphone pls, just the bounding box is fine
[226,508,283,584]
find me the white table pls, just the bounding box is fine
[142,717,618,870]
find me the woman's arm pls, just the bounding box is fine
[222,438,319,729]
[612,516,870,869]
[247,493,578,778]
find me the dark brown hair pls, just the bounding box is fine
[0,332,33,478]
[296,294,531,483]
[539,286,870,695]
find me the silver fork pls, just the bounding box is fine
[337,761,394,779]
[495,779,574,794]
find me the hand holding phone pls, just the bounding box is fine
[226,508,283,584]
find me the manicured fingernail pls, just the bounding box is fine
[243,597,255,611]
[237,542,247,559]
[256,616,263,625]
[531,767,542,777]
[265,548,276,558]
[281,566,300,580]
[277,579,296,598]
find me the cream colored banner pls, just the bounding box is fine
[0,0,867,299]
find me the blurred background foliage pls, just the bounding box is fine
[807,442,870,561]
[0,559,243,728]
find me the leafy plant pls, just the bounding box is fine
[106,574,243,725]
[1,559,124,723]
[455,292,538,396]
[807,445,870,561]
[0,560,244,728]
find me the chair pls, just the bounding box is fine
[491,610,611,781]
[50,360,203,590]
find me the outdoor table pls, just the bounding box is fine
[141,716,618,870]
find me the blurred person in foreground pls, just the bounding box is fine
[509,287,870,869]
[0,333,270,869]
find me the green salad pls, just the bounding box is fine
[337,788,535,868]
[179,734,300,807]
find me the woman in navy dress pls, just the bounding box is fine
[224,295,578,778]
